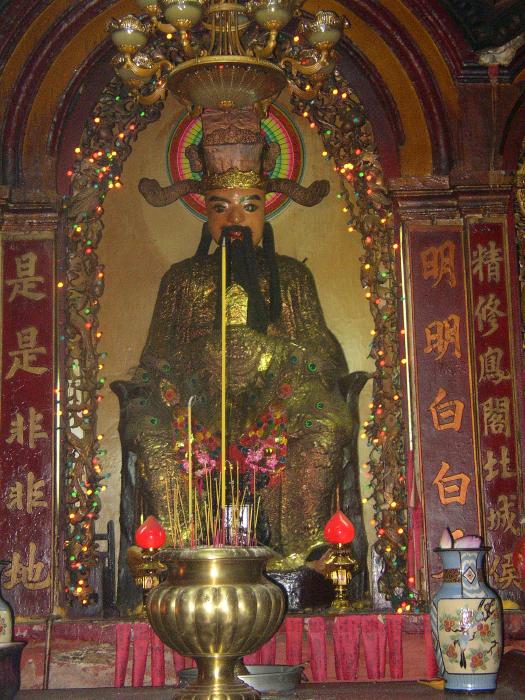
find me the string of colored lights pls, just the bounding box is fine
[61,82,165,607]
[60,47,419,611]
[290,68,421,612]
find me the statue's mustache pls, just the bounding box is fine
[220,225,253,243]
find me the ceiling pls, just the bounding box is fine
[438,0,525,49]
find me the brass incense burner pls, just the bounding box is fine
[148,546,286,699]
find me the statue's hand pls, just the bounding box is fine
[203,326,283,390]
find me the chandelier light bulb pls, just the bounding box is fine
[108,15,148,54]
[160,0,204,29]
[251,0,293,31]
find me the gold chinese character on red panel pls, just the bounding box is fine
[5,406,48,448]
[482,446,515,482]
[478,347,510,385]
[488,553,521,590]
[432,461,471,505]
[5,252,46,303]
[420,240,457,287]
[3,542,51,591]
[4,326,48,379]
[428,387,464,431]
[487,494,519,536]
[471,241,503,284]
[424,314,461,360]
[481,397,510,437]
[7,471,47,514]
[474,294,506,337]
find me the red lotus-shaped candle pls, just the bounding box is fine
[324,510,355,545]
[135,515,166,550]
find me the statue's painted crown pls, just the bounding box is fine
[138,106,330,208]
[188,107,268,191]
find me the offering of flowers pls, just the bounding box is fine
[163,401,288,548]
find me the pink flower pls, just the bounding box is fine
[471,652,484,669]
[446,644,457,659]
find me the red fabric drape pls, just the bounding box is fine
[260,634,277,664]
[244,649,262,664]
[424,614,438,678]
[114,622,131,687]
[306,617,327,681]
[114,614,438,686]
[285,617,303,665]
[150,629,165,686]
[333,616,360,680]
[361,616,381,679]
[131,622,150,687]
[386,615,403,679]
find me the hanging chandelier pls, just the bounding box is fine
[108,0,349,110]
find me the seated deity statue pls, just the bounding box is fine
[112,107,368,610]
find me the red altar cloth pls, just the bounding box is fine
[114,613,439,688]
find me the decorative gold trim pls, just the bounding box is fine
[203,168,266,190]
[443,568,461,582]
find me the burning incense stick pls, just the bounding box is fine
[221,238,227,512]
[165,478,176,548]
[187,395,196,529]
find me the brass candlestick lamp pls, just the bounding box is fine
[127,515,167,610]
[323,508,358,610]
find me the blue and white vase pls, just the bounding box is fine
[430,547,502,692]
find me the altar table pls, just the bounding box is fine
[13,650,525,698]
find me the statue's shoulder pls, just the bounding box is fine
[161,254,216,282]
[276,254,315,285]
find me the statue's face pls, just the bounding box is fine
[205,188,265,245]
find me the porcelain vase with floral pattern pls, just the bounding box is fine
[430,547,502,692]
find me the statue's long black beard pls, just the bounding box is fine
[195,222,281,333]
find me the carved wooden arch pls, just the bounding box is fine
[60,61,410,612]
[338,0,453,174]
[501,87,525,173]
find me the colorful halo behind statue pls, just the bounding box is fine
[167,103,304,221]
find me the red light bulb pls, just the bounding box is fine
[324,510,355,545]
[135,515,166,549]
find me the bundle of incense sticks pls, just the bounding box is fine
[164,466,261,547]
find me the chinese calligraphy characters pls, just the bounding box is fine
[6,407,49,448]
[0,241,54,611]
[419,240,471,509]
[432,461,471,506]
[7,471,48,514]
